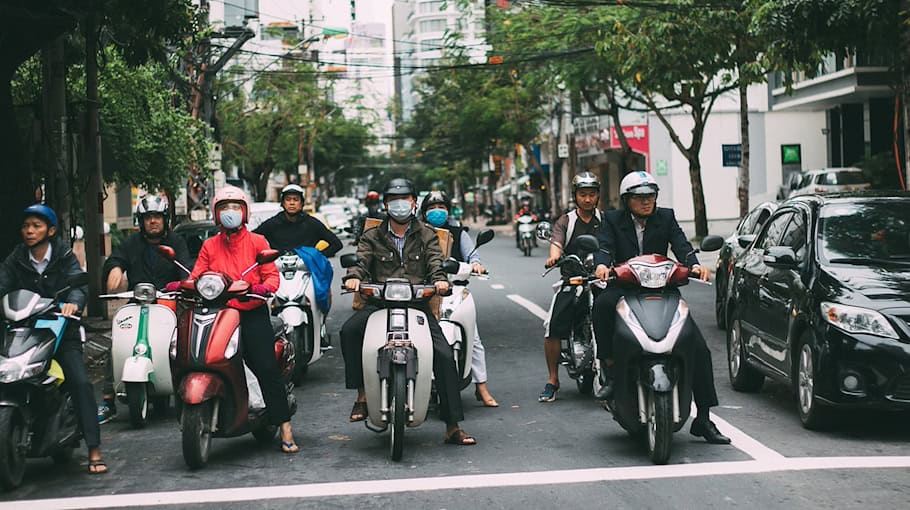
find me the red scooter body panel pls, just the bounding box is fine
[179,372,225,404]
[205,309,241,365]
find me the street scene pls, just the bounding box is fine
[2,0,910,509]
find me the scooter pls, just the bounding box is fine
[273,249,329,385]
[340,254,439,462]
[536,223,603,395]
[438,230,495,390]
[0,273,87,490]
[603,236,724,465]
[157,246,296,469]
[517,214,537,256]
[99,284,178,427]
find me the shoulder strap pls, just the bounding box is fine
[565,210,579,245]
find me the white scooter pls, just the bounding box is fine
[340,254,440,462]
[273,249,330,385]
[439,229,495,389]
[100,283,178,428]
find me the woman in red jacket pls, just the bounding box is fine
[191,186,299,453]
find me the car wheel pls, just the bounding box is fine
[727,310,764,392]
[714,267,727,330]
[796,335,832,430]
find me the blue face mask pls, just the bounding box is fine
[220,210,243,229]
[425,209,449,227]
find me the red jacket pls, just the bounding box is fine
[191,227,279,311]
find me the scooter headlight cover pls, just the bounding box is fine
[197,275,227,301]
[628,261,675,288]
[0,348,46,383]
[384,283,413,302]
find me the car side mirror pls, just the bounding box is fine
[737,234,757,249]
[536,222,553,241]
[256,249,280,265]
[574,234,599,254]
[699,235,724,252]
[441,259,460,274]
[340,254,360,268]
[763,246,799,269]
[475,229,495,248]
[157,245,176,261]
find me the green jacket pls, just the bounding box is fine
[343,218,447,285]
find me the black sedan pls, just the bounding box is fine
[172,220,219,265]
[726,192,910,429]
[715,201,778,329]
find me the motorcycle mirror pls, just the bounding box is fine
[475,229,495,248]
[441,259,460,274]
[67,272,89,287]
[536,222,553,241]
[340,253,360,268]
[699,235,724,252]
[156,245,176,261]
[256,249,280,265]
[574,234,599,254]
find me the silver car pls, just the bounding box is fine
[788,167,871,198]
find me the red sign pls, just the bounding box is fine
[610,125,649,171]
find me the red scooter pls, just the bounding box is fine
[157,246,296,469]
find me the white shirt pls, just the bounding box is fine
[631,214,646,254]
[29,243,52,275]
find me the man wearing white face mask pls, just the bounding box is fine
[340,178,476,446]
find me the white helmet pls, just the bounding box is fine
[619,171,659,199]
[572,171,600,192]
[135,194,169,236]
[280,184,305,203]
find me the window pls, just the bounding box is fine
[419,1,445,14]
[756,212,793,251]
[419,19,447,32]
[420,38,444,52]
[739,207,770,236]
[819,171,867,185]
[778,213,808,262]
[798,174,814,188]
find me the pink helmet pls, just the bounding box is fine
[212,185,250,226]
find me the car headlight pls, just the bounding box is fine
[384,283,412,302]
[821,302,899,339]
[629,261,675,289]
[0,350,46,383]
[224,328,240,359]
[197,275,226,301]
[133,283,156,304]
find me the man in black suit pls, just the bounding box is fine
[591,171,730,445]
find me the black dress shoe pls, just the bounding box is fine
[689,419,731,444]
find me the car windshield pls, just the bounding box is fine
[818,171,866,185]
[819,202,910,263]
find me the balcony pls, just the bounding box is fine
[770,51,895,111]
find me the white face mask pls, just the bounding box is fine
[220,210,243,229]
[387,199,414,223]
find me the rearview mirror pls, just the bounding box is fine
[699,235,724,252]
[763,246,799,269]
[737,234,757,249]
[340,254,360,268]
[156,245,176,261]
[256,249,280,265]
[441,259,460,274]
[475,229,495,248]
[574,234,599,254]
[536,222,553,241]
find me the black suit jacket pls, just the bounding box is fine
[594,207,699,268]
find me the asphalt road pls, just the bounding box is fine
[3,231,910,509]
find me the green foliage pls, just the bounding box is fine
[858,151,904,190]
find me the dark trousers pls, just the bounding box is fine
[55,337,101,449]
[241,307,291,426]
[340,304,465,425]
[592,287,719,410]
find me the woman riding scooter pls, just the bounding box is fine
[421,191,498,407]
[181,186,299,453]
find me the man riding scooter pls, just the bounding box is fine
[99,194,191,424]
[353,190,385,244]
[340,178,476,446]
[591,171,730,445]
[254,184,343,256]
[539,172,603,402]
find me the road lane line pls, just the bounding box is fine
[10,456,910,509]
[506,294,548,320]
[490,284,505,290]
[709,409,785,462]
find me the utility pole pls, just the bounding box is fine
[84,9,104,316]
[42,36,69,241]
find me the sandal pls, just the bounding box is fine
[280,441,300,454]
[87,459,108,475]
[349,401,368,422]
[475,389,499,407]
[444,428,476,446]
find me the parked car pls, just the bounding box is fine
[788,167,871,198]
[715,201,779,329]
[172,220,219,265]
[778,172,804,200]
[726,191,910,429]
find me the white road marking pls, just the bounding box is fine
[490,284,505,290]
[709,409,785,462]
[506,294,548,320]
[11,456,910,509]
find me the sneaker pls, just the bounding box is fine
[97,401,117,424]
[538,383,559,403]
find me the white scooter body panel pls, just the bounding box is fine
[276,255,325,365]
[440,271,477,381]
[362,308,434,428]
[111,303,176,396]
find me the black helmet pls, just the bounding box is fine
[420,190,451,217]
[383,178,416,199]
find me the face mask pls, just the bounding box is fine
[387,199,414,223]
[220,210,244,229]
[425,209,449,227]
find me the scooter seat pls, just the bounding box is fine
[270,317,286,338]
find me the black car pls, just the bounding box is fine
[172,220,219,265]
[726,192,910,429]
[715,201,778,329]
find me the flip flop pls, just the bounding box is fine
[280,441,300,454]
[444,429,477,446]
[349,401,368,422]
[87,459,108,475]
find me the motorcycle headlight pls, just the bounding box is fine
[384,283,412,302]
[133,283,156,304]
[197,275,226,301]
[0,350,46,383]
[821,302,899,339]
[628,261,675,289]
[224,328,241,359]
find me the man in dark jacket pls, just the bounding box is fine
[0,205,108,474]
[591,171,730,445]
[254,184,343,256]
[98,195,190,423]
[340,178,475,445]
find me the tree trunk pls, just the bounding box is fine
[44,37,71,244]
[548,133,559,218]
[255,163,272,202]
[687,154,708,238]
[738,80,750,218]
[84,12,105,317]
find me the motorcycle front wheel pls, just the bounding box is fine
[646,390,673,465]
[126,382,149,428]
[291,327,311,386]
[390,366,407,462]
[0,407,26,490]
[182,401,213,469]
